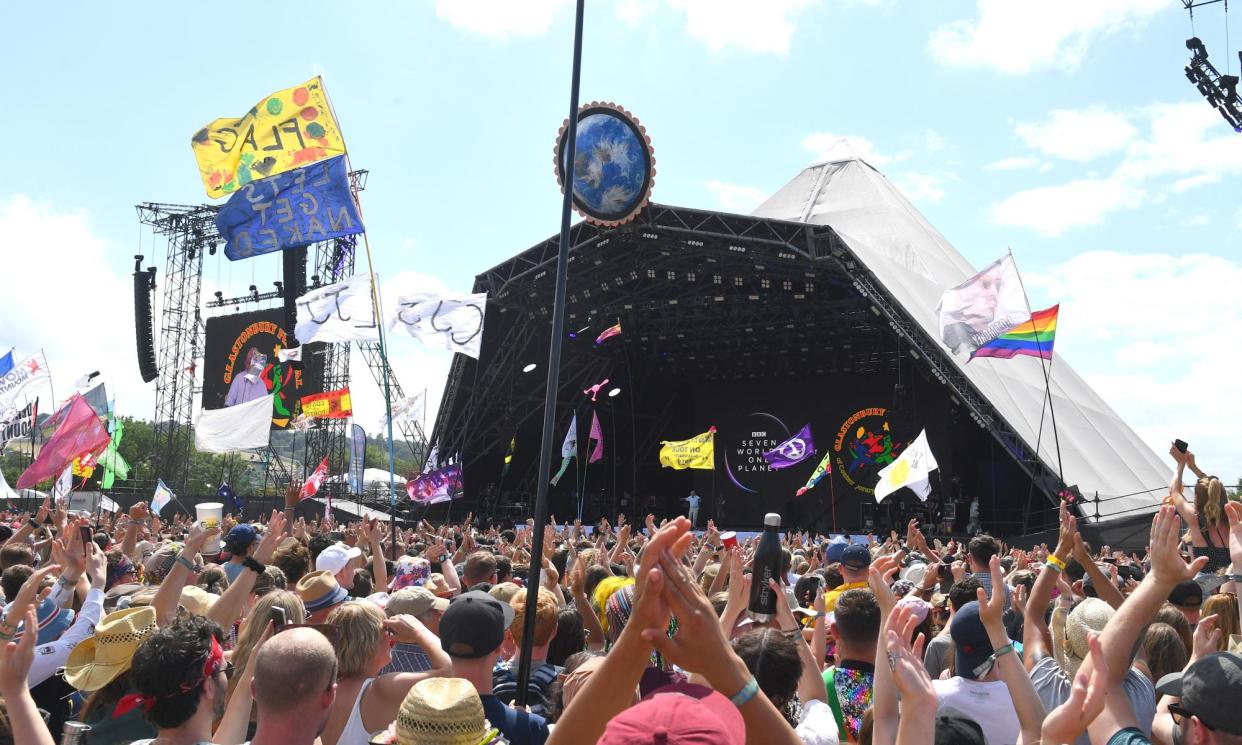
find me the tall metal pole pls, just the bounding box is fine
[515,0,585,706]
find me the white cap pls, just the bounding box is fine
[763,513,781,527]
[316,542,363,574]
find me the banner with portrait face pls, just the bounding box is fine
[935,255,1029,356]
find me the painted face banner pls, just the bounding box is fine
[191,77,346,199]
[215,155,364,261]
[935,254,1029,356]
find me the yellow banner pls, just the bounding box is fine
[190,77,346,199]
[658,427,716,470]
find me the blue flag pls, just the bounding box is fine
[0,350,12,378]
[218,483,243,513]
[215,155,364,261]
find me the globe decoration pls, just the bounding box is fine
[554,102,655,227]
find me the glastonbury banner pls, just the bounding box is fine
[191,77,346,199]
[202,309,324,429]
[215,155,364,261]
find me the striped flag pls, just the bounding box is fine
[152,479,174,516]
[970,305,1059,362]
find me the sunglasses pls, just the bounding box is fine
[1168,702,1216,730]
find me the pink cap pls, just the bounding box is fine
[598,683,744,745]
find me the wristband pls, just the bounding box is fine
[1045,555,1066,570]
[438,554,449,565]
[242,557,266,574]
[27,518,39,530]
[1044,559,1063,573]
[175,553,199,573]
[972,642,1014,678]
[729,676,759,708]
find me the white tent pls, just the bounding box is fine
[329,469,408,487]
[753,155,1168,521]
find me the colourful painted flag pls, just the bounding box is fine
[795,451,833,497]
[215,155,364,260]
[589,412,604,463]
[551,415,578,485]
[301,387,353,419]
[595,321,622,345]
[191,77,346,199]
[16,394,110,489]
[658,427,716,471]
[407,463,463,504]
[151,479,174,516]
[763,424,815,470]
[300,457,330,501]
[969,305,1059,362]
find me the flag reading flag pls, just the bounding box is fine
[191,77,346,199]
[195,394,273,453]
[550,414,578,486]
[17,393,110,489]
[659,427,716,470]
[151,479,174,516]
[936,255,1029,357]
[300,387,353,419]
[970,305,1059,362]
[588,412,604,464]
[796,452,833,497]
[215,155,364,260]
[763,424,815,470]
[300,457,330,501]
[595,321,622,345]
[874,429,939,503]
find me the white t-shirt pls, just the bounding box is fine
[932,677,1019,745]
[796,699,841,745]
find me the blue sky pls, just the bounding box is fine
[2,1,1240,482]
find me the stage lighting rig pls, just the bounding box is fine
[1184,37,1242,131]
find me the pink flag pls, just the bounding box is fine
[588,411,604,463]
[17,394,110,489]
[300,457,330,501]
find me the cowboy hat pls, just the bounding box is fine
[64,606,159,691]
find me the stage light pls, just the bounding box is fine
[522,363,537,373]
[214,291,223,303]
[608,387,622,397]
[274,281,284,295]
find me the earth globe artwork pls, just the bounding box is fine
[555,102,655,227]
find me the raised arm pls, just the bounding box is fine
[121,501,149,560]
[152,524,218,627]
[0,608,55,745]
[1072,534,1125,610]
[208,512,286,630]
[1024,502,1075,669]
[978,556,1045,744]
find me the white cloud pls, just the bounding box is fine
[802,132,908,166]
[1014,107,1138,161]
[433,0,572,39]
[705,180,769,213]
[923,130,946,155]
[1171,173,1221,193]
[991,178,1145,236]
[927,0,1169,74]
[668,0,819,55]
[893,173,950,205]
[1025,251,1242,480]
[1186,213,1211,226]
[985,156,1043,171]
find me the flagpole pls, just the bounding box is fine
[1008,249,1064,486]
[517,0,584,708]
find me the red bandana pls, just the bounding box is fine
[113,636,223,718]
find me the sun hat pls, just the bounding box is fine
[597,682,744,745]
[296,569,349,613]
[64,606,159,691]
[179,586,219,616]
[143,542,187,583]
[389,556,431,593]
[487,582,522,604]
[1051,597,1113,678]
[396,677,494,745]
[14,597,75,645]
[900,562,928,586]
[316,542,363,575]
[388,587,449,618]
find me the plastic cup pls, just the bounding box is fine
[721,531,738,550]
[196,502,223,554]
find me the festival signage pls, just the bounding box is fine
[832,407,904,496]
[554,102,655,227]
[658,427,716,471]
[215,155,364,260]
[191,77,346,199]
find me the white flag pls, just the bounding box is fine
[390,292,487,359]
[294,275,382,345]
[0,352,50,417]
[422,445,439,474]
[935,255,1029,356]
[874,429,939,503]
[195,394,273,453]
[561,414,578,458]
[278,346,302,363]
[54,465,73,500]
[151,479,174,516]
[380,393,425,432]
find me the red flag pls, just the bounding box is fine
[17,394,110,489]
[299,457,330,501]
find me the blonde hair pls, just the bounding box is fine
[1202,594,1240,652]
[510,587,560,647]
[228,590,306,698]
[1195,477,1227,528]
[327,601,385,678]
[592,576,633,637]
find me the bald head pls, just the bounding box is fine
[253,628,337,713]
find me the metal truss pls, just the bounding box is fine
[304,235,356,499]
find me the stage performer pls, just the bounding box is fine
[681,489,701,528]
[225,348,269,407]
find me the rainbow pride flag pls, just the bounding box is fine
[970,305,1058,361]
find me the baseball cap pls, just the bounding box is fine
[950,601,994,680]
[1168,580,1203,610]
[388,587,449,618]
[316,542,363,575]
[1155,651,1242,735]
[439,590,514,659]
[825,537,849,563]
[840,544,872,571]
[224,524,259,554]
[597,683,744,745]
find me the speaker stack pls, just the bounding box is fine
[133,256,158,383]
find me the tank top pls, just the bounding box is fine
[337,678,375,745]
[1195,512,1231,574]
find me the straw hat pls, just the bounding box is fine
[1052,597,1114,678]
[396,677,492,745]
[179,586,218,616]
[64,606,159,691]
[296,570,348,613]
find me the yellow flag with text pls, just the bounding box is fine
[659,427,716,470]
[190,77,346,199]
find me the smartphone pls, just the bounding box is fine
[268,606,286,629]
[1173,439,1189,454]
[79,525,93,556]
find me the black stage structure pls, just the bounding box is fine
[430,204,1069,538]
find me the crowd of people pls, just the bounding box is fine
[0,448,1238,744]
